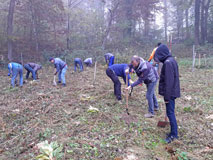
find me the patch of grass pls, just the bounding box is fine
[183,106,192,113]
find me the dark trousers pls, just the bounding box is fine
[166,97,178,138]
[24,64,36,80]
[74,61,83,72]
[106,68,121,100]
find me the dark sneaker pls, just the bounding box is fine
[62,83,66,87]
[58,81,61,84]
[164,136,178,144]
[166,133,171,138]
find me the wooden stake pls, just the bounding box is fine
[198,54,201,68]
[125,73,129,115]
[21,52,23,65]
[93,61,97,85]
[204,54,207,67]
[192,45,196,72]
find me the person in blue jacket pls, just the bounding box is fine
[106,64,133,102]
[8,62,23,87]
[104,53,114,66]
[49,57,67,87]
[74,58,83,72]
[84,58,93,67]
[154,44,180,143]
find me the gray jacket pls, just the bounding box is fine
[131,58,158,87]
[27,63,42,72]
[54,58,66,73]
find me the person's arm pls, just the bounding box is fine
[104,55,107,63]
[36,71,39,79]
[8,63,12,76]
[54,64,60,75]
[131,76,144,88]
[148,48,156,62]
[164,62,174,102]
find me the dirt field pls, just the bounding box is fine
[0,61,213,160]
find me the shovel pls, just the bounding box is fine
[157,114,169,128]
[125,73,130,115]
[53,75,57,86]
[129,87,133,97]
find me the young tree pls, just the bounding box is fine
[195,0,201,45]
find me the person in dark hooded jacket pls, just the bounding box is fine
[154,44,180,143]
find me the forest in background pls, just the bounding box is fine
[1,0,213,63]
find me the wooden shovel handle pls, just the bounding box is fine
[126,73,129,109]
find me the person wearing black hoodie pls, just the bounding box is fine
[154,44,180,143]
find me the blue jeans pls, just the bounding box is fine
[166,98,178,138]
[108,56,114,66]
[58,65,67,84]
[74,61,83,72]
[146,79,159,114]
[24,64,36,80]
[11,66,23,87]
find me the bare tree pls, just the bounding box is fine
[195,0,201,45]
[7,0,16,61]
[163,0,168,41]
[102,1,119,50]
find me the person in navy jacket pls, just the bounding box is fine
[106,64,133,102]
[154,44,181,143]
[49,57,67,86]
[8,62,23,87]
[74,58,83,72]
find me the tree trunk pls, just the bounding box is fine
[185,8,190,39]
[7,0,16,61]
[102,2,119,50]
[163,0,168,42]
[144,17,150,39]
[204,0,211,42]
[67,0,71,50]
[200,0,205,45]
[194,0,201,45]
[176,1,184,42]
[123,0,134,39]
[29,0,39,53]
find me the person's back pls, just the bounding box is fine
[8,62,23,87]
[84,58,92,66]
[74,58,83,71]
[104,53,114,66]
[54,58,66,69]
[28,63,42,71]
[109,64,127,77]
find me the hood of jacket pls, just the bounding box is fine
[154,44,172,63]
